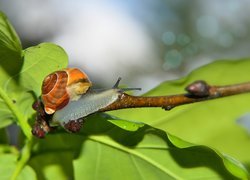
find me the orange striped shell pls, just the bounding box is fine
[41,68,92,114]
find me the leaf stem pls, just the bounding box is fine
[0,87,32,139]
[10,138,34,180]
[100,81,250,112]
[0,87,33,178]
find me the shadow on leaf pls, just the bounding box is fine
[28,113,242,179]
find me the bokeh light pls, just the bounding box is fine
[196,15,219,38]
[162,31,176,45]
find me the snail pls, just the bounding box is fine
[41,68,92,114]
[36,68,140,135]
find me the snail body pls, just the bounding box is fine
[51,88,121,126]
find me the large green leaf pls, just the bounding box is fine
[0,153,37,180]
[0,128,8,144]
[0,42,68,128]
[0,11,23,128]
[28,114,248,179]
[0,144,36,179]
[0,11,22,67]
[21,43,68,96]
[109,59,250,166]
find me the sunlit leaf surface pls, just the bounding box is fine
[0,42,68,128]
[0,146,36,180]
[28,114,249,179]
[110,59,250,166]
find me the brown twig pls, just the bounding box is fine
[32,80,250,138]
[100,81,250,112]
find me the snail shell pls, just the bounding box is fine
[41,68,92,114]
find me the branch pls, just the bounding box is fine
[100,81,250,112]
[32,80,250,138]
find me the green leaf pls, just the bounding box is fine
[0,11,22,88]
[28,114,248,179]
[0,42,68,129]
[0,104,13,128]
[29,133,84,179]
[21,43,68,96]
[0,11,23,128]
[0,128,8,144]
[109,59,250,171]
[29,153,74,180]
[0,11,22,66]
[0,152,36,180]
[108,119,144,131]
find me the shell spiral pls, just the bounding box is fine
[41,68,92,114]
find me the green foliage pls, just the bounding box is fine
[0,11,249,180]
[0,12,21,64]
[25,114,248,180]
[0,153,36,180]
[110,59,250,164]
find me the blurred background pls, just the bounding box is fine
[0,0,250,92]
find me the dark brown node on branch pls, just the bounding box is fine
[63,119,84,133]
[163,105,174,110]
[185,80,210,97]
[32,100,41,111]
[31,120,50,138]
[32,99,53,138]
